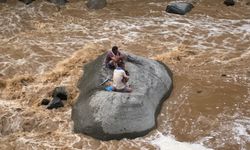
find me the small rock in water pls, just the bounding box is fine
[197,90,202,94]
[224,0,235,6]
[15,108,22,111]
[19,0,34,5]
[221,74,227,77]
[46,131,52,135]
[42,87,68,109]
[52,86,68,101]
[86,0,107,9]
[41,99,50,105]
[166,2,194,15]
[47,97,64,109]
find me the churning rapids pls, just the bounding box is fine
[0,0,250,150]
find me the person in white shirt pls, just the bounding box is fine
[112,65,132,93]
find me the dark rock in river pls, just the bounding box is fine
[52,86,68,101]
[224,0,235,6]
[48,0,68,5]
[166,2,194,15]
[47,97,64,109]
[45,86,67,109]
[19,0,34,5]
[41,99,50,105]
[86,0,107,9]
[72,53,173,140]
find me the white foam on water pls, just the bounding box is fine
[234,123,249,139]
[233,118,250,146]
[237,24,250,33]
[0,99,24,136]
[195,113,250,150]
[149,132,213,150]
[1,5,250,77]
[0,99,21,107]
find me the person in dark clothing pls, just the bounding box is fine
[105,46,125,69]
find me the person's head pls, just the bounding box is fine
[112,46,118,55]
[116,61,125,69]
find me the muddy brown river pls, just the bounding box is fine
[0,0,249,149]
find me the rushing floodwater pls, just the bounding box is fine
[0,0,250,150]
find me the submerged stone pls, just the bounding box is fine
[72,53,173,140]
[52,86,68,101]
[41,99,50,105]
[224,0,235,6]
[43,87,67,109]
[86,0,107,9]
[166,2,194,15]
[47,97,64,109]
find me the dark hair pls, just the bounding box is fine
[112,46,118,52]
[117,61,125,68]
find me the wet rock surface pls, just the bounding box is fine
[41,99,50,105]
[166,2,194,15]
[86,0,107,9]
[47,97,64,109]
[46,86,68,109]
[72,53,173,140]
[224,0,235,6]
[52,86,68,101]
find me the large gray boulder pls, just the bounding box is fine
[86,0,107,9]
[166,2,194,15]
[72,53,173,140]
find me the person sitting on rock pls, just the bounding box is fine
[112,64,132,93]
[104,46,125,69]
